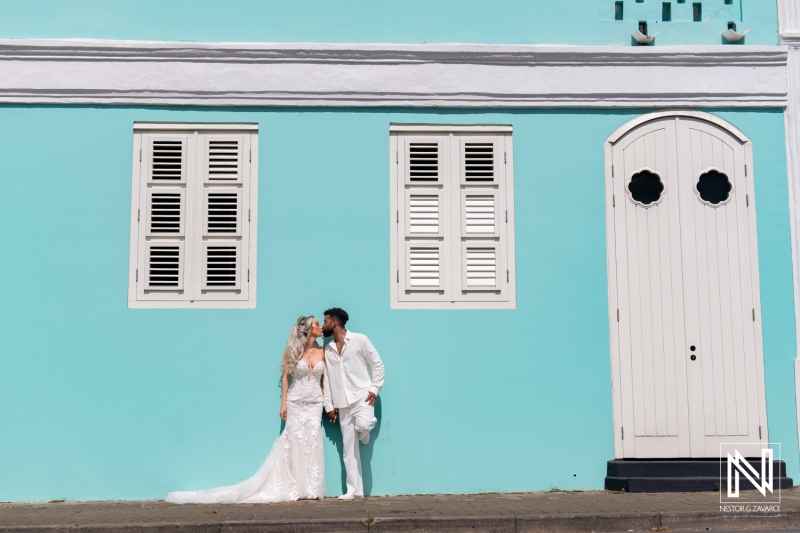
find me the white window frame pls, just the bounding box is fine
[390,124,516,309]
[128,123,258,308]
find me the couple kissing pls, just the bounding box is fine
[166,307,385,503]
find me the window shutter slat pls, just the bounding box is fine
[204,189,242,236]
[461,244,500,291]
[145,242,184,291]
[149,137,187,184]
[204,136,244,183]
[202,242,241,291]
[406,244,443,290]
[464,142,495,182]
[461,191,498,237]
[461,138,499,185]
[405,139,443,184]
[146,189,185,236]
[406,191,442,236]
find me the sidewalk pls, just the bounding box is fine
[2,488,800,532]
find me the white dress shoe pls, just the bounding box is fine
[338,492,356,500]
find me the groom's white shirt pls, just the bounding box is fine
[323,330,385,410]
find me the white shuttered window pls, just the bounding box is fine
[390,125,516,309]
[129,124,258,308]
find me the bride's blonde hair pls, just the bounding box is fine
[281,315,318,376]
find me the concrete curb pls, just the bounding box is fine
[369,515,514,532]
[0,522,369,533]
[2,510,800,533]
[660,510,800,530]
[516,512,662,532]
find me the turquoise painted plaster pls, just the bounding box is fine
[0,0,778,46]
[602,0,742,23]
[0,106,794,501]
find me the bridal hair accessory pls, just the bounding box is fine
[296,316,312,334]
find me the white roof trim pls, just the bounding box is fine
[390,124,512,133]
[133,122,258,131]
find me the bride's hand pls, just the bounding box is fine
[280,404,288,420]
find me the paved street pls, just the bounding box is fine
[2,488,800,532]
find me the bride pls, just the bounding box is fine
[167,316,333,503]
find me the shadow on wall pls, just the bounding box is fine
[321,416,345,492]
[323,396,383,496]
[362,397,383,496]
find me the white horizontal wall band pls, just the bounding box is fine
[0,39,788,108]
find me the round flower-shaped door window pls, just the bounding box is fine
[627,169,664,207]
[695,169,732,206]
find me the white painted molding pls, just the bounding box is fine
[133,122,258,131]
[782,34,800,46]
[389,124,512,133]
[606,110,751,145]
[783,49,800,367]
[778,0,800,463]
[779,0,800,37]
[782,0,800,373]
[0,39,787,107]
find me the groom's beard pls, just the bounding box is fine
[322,327,333,337]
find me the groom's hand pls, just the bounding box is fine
[328,409,339,423]
[365,392,377,406]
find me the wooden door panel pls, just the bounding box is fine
[612,118,689,457]
[677,118,762,455]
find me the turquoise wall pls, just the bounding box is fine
[0,0,779,45]
[0,107,794,500]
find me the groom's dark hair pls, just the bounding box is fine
[324,307,349,328]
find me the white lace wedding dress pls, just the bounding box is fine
[166,359,329,503]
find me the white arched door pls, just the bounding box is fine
[605,112,768,459]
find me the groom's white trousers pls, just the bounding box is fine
[338,395,377,496]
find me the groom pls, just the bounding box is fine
[321,307,385,500]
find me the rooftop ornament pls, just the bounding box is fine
[632,21,657,45]
[721,26,750,43]
[631,30,658,44]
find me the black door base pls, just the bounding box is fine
[605,459,793,493]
